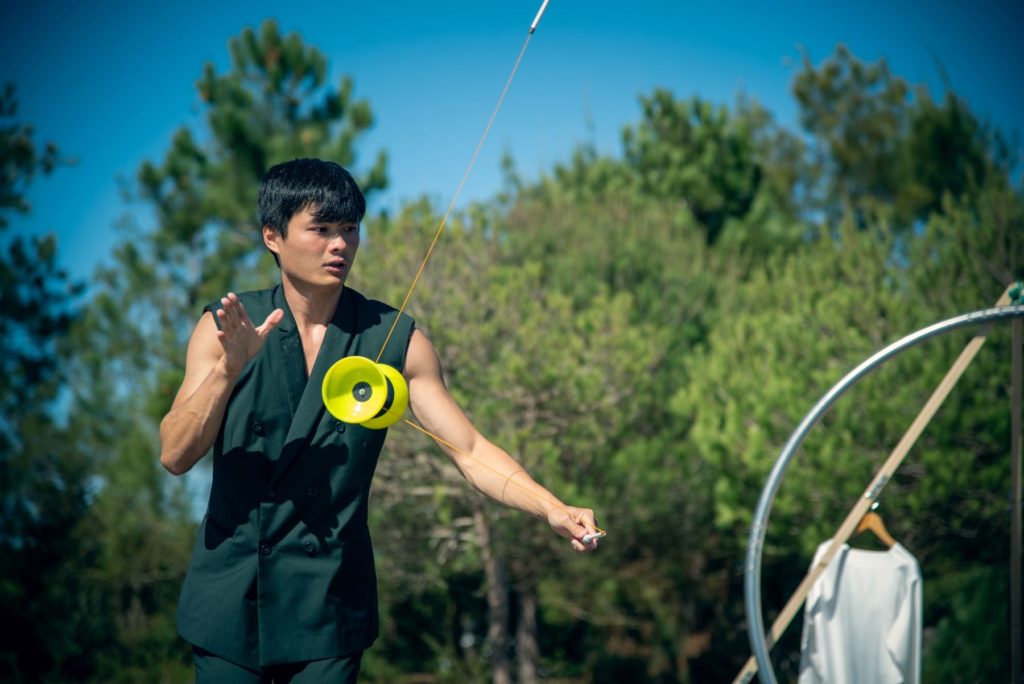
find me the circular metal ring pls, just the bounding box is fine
[745,305,1024,683]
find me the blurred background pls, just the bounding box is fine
[1,0,1021,681]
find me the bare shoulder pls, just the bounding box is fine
[404,328,456,419]
[404,327,442,380]
[187,310,222,359]
[171,311,223,408]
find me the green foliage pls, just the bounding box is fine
[0,84,90,683]
[78,421,195,683]
[898,91,997,221]
[0,234,82,437]
[0,84,81,446]
[675,221,918,553]
[924,565,1009,683]
[0,83,61,226]
[794,44,912,223]
[0,411,97,682]
[623,90,763,245]
[524,90,810,256]
[793,44,1015,231]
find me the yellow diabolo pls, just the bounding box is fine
[321,356,409,429]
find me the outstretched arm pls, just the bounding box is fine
[404,328,601,552]
[159,293,283,475]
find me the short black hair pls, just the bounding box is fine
[258,158,366,239]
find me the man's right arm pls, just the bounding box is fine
[159,293,284,475]
[159,311,238,475]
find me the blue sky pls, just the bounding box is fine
[3,0,1022,284]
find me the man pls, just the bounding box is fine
[159,158,601,682]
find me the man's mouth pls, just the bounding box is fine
[324,260,348,273]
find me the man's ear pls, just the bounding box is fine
[263,225,280,255]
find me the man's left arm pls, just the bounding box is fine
[404,328,601,552]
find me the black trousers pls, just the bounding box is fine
[193,646,362,683]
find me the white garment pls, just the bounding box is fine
[798,541,921,684]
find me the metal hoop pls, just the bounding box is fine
[745,305,1024,683]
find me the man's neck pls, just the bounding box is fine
[280,275,344,331]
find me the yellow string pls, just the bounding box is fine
[375,31,535,364]
[402,419,605,538]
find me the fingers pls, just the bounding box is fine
[213,294,275,376]
[216,293,241,333]
[217,293,266,339]
[258,308,285,336]
[561,507,601,553]
[215,295,281,347]
[570,534,598,552]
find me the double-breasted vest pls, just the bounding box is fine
[176,285,414,667]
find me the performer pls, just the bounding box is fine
[159,158,601,682]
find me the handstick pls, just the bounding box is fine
[530,0,551,34]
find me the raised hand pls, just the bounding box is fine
[215,292,284,376]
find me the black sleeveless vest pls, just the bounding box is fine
[176,285,414,667]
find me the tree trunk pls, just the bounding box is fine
[475,507,512,684]
[516,585,540,684]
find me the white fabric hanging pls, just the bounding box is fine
[798,541,922,684]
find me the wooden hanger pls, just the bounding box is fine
[856,510,896,548]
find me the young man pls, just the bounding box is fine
[159,159,601,682]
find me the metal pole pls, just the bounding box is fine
[745,305,1024,683]
[733,288,1016,683]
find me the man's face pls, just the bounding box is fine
[263,206,360,287]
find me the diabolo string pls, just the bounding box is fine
[332,1,604,541]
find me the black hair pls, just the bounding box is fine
[258,158,366,240]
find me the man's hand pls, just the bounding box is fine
[215,292,284,376]
[547,505,602,552]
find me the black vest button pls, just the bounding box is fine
[304,541,317,556]
[258,543,272,556]
[252,420,265,435]
[335,422,346,434]
[307,487,319,497]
